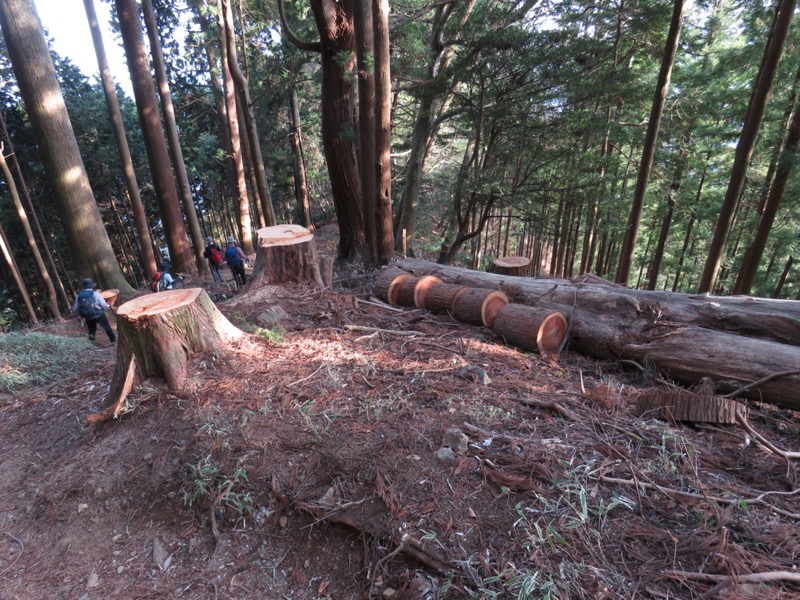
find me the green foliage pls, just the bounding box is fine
[0,333,94,393]
[254,325,286,345]
[182,456,254,520]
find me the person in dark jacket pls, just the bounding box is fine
[224,236,248,286]
[73,278,116,344]
[203,236,223,283]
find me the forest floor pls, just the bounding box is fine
[1,223,800,600]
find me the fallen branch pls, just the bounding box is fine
[722,369,800,399]
[286,364,326,388]
[515,397,577,421]
[344,325,420,337]
[735,414,800,460]
[359,297,405,313]
[369,535,409,599]
[667,570,800,584]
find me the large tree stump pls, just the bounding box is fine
[491,256,532,277]
[493,304,568,354]
[423,283,469,314]
[453,288,508,327]
[636,392,747,424]
[86,289,243,424]
[249,224,323,288]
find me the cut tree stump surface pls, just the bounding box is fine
[249,225,323,288]
[491,256,532,277]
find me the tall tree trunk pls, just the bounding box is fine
[0,147,60,318]
[373,0,394,264]
[616,0,685,284]
[772,256,793,298]
[84,0,157,281]
[0,0,135,294]
[0,110,70,308]
[353,0,377,265]
[217,2,254,253]
[219,0,276,228]
[114,0,195,276]
[733,66,800,295]
[289,87,313,230]
[0,222,37,323]
[141,0,206,271]
[699,0,796,292]
[646,199,675,291]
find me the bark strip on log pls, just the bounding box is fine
[374,266,408,303]
[87,289,244,424]
[249,225,323,288]
[636,392,747,424]
[453,288,508,327]
[413,275,442,309]
[394,259,800,410]
[493,304,568,354]
[423,283,469,314]
[491,256,532,277]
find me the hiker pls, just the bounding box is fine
[73,278,116,344]
[204,236,224,283]
[224,236,248,286]
[150,262,175,292]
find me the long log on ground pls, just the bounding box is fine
[87,289,244,424]
[394,259,800,346]
[249,224,323,288]
[393,259,800,409]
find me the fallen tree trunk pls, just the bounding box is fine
[393,259,800,410]
[87,289,244,424]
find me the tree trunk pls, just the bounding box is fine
[616,0,685,285]
[699,0,796,292]
[733,66,800,295]
[84,0,157,282]
[0,0,135,295]
[87,289,243,424]
[248,225,323,288]
[0,147,60,318]
[114,0,195,276]
[141,0,206,272]
[0,222,37,323]
[373,0,394,264]
[393,259,800,409]
[289,87,314,231]
[646,198,675,291]
[219,0,276,228]
[773,256,793,298]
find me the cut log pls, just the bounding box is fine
[493,304,568,354]
[636,392,747,424]
[491,256,532,277]
[394,259,800,409]
[374,267,413,305]
[413,275,442,309]
[249,224,323,288]
[452,288,508,327]
[394,276,421,307]
[86,289,243,424]
[423,283,469,314]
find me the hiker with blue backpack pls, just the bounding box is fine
[225,236,248,286]
[73,278,116,344]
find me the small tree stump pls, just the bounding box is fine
[374,267,412,304]
[452,288,508,327]
[413,275,442,308]
[493,304,568,354]
[423,283,469,314]
[86,289,244,424]
[635,392,748,424]
[249,224,323,288]
[491,256,532,277]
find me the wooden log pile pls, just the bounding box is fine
[391,258,800,410]
[374,267,568,355]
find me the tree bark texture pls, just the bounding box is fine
[115,0,195,276]
[248,225,323,288]
[289,87,314,231]
[636,392,747,424]
[452,288,508,327]
[373,0,394,264]
[0,222,37,323]
[0,0,135,295]
[422,283,468,314]
[393,259,800,409]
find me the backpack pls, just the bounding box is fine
[209,247,223,266]
[77,289,102,318]
[225,246,242,267]
[150,271,163,293]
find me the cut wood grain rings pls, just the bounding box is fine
[493,304,568,354]
[374,267,409,304]
[386,273,415,306]
[413,275,442,308]
[452,288,509,327]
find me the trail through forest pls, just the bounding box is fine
[1,226,799,599]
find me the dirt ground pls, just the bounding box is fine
[1,223,799,599]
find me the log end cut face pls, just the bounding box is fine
[118,288,203,319]
[537,312,568,354]
[482,291,509,327]
[413,276,443,309]
[256,224,313,246]
[493,256,531,268]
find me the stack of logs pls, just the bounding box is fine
[375,267,568,355]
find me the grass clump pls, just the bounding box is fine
[0,332,93,393]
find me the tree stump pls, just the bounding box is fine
[86,289,243,424]
[375,267,412,305]
[249,224,323,288]
[491,256,532,277]
[635,392,747,424]
[493,304,568,354]
[452,288,508,327]
[423,283,469,314]
[413,275,442,308]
